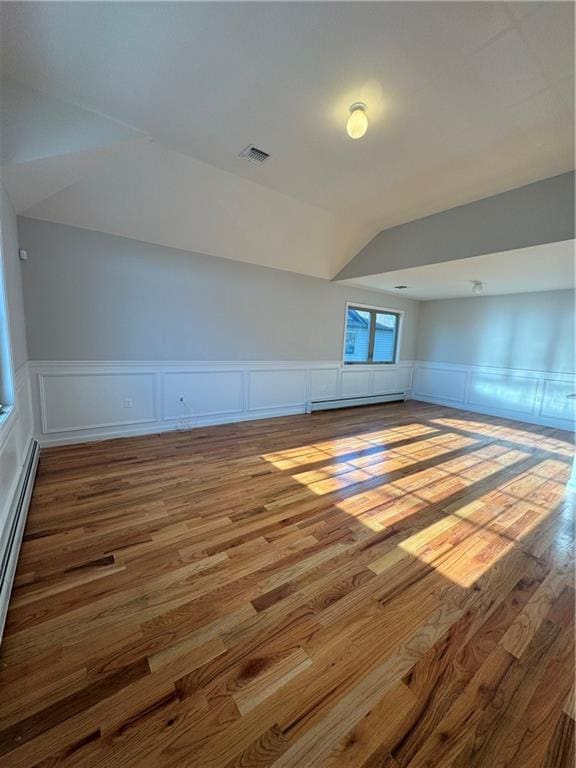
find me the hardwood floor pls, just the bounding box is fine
[0,401,574,767]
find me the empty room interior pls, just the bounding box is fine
[1,2,576,766]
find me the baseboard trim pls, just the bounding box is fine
[0,438,40,643]
[308,392,407,413]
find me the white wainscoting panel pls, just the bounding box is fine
[540,379,576,422]
[413,366,467,403]
[373,366,413,394]
[28,360,415,446]
[0,363,35,549]
[39,372,157,433]
[163,370,244,420]
[0,416,21,523]
[25,360,576,447]
[341,369,371,397]
[248,369,307,411]
[413,361,575,430]
[309,369,340,400]
[467,372,539,415]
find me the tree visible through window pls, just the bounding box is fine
[343,305,400,364]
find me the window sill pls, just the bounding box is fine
[343,361,398,366]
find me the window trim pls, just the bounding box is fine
[342,302,403,365]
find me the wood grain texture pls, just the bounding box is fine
[0,401,574,767]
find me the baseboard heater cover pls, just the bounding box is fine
[307,391,407,413]
[0,439,39,644]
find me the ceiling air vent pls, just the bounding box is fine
[239,145,270,164]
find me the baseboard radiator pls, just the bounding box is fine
[307,391,407,413]
[0,439,39,643]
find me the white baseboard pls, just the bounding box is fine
[28,360,415,446]
[412,361,575,431]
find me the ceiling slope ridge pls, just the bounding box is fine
[14,139,367,279]
[1,74,149,154]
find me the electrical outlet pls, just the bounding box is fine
[123,398,133,409]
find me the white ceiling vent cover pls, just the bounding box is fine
[239,145,270,164]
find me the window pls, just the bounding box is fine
[343,305,400,364]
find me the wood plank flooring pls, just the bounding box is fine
[0,401,574,767]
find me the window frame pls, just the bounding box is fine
[342,302,403,366]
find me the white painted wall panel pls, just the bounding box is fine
[248,369,307,410]
[29,359,574,448]
[413,367,467,402]
[541,379,576,422]
[341,369,371,397]
[0,366,35,548]
[372,366,412,394]
[467,372,538,415]
[40,372,156,432]
[413,361,575,430]
[163,370,244,419]
[309,369,339,400]
[0,423,20,525]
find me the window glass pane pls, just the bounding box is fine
[372,312,398,362]
[344,308,371,363]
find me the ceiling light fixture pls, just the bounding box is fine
[346,102,368,139]
[472,280,484,295]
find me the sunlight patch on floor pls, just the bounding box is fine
[261,418,574,577]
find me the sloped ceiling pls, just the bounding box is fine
[0,1,574,279]
[0,79,371,278]
[341,240,575,300]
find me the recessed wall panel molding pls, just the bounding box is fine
[28,358,574,447]
[540,379,576,421]
[0,362,35,543]
[467,372,539,415]
[247,369,308,411]
[39,371,157,433]
[163,370,244,420]
[413,365,468,403]
[373,366,413,394]
[413,361,575,430]
[341,369,372,397]
[309,368,340,400]
[28,360,416,446]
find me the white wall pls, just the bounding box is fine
[413,290,575,429]
[1,195,27,371]
[14,215,576,442]
[18,217,420,445]
[416,290,575,373]
[18,216,419,362]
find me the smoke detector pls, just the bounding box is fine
[239,145,270,164]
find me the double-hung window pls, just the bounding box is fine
[343,304,400,364]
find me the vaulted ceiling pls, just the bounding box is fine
[1,1,574,280]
